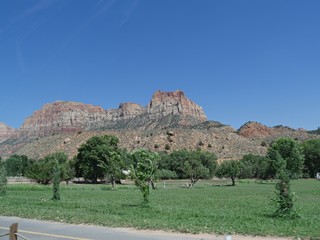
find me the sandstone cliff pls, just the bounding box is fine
[0,91,318,160]
[0,122,15,143]
[15,90,207,138]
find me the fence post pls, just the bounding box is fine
[9,223,18,240]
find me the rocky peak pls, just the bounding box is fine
[19,101,107,137]
[238,121,274,138]
[147,90,207,122]
[11,90,209,139]
[118,103,145,119]
[0,122,15,143]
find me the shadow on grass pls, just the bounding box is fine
[121,203,141,208]
[212,184,236,187]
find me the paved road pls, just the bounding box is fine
[0,216,225,240]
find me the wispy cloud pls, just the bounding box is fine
[11,0,59,22]
[119,0,140,28]
[7,0,66,73]
[93,0,118,17]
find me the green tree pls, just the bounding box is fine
[75,135,120,183]
[25,152,69,184]
[98,151,125,190]
[4,155,30,177]
[269,138,304,178]
[267,138,303,217]
[302,139,320,178]
[130,149,159,206]
[0,164,7,196]
[52,160,61,200]
[163,150,217,187]
[239,154,270,179]
[216,160,240,186]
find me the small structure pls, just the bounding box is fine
[316,172,320,180]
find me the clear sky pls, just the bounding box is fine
[1,0,320,130]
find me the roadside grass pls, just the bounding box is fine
[0,179,319,238]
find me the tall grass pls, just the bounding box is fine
[0,179,319,238]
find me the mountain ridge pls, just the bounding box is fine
[0,90,318,159]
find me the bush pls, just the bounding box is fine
[52,160,61,200]
[156,169,178,179]
[0,164,7,196]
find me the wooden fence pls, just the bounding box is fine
[0,223,30,240]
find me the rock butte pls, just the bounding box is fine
[0,90,318,159]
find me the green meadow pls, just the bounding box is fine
[1,179,319,238]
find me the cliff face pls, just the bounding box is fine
[147,90,207,122]
[13,90,207,138]
[1,90,318,159]
[18,101,108,137]
[0,122,15,143]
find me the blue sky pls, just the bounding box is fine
[1,0,320,130]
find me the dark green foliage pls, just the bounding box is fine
[4,155,30,177]
[0,164,7,196]
[267,138,303,217]
[239,154,270,179]
[302,139,320,178]
[130,149,159,205]
[269,138,304,179]
[52,160,61,200]
[271,173,297,218]
[216,160,240,186]
[75,135,119,183]
[98,151,125,190]
[25,152,69,184]
[164,144,170,150]
[161,149,217,187]
[155,169,178,179]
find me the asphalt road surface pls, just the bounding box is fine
[0,216,227,240]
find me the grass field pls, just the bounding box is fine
[0,179,319,238]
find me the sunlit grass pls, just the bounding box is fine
[1,179,319,238]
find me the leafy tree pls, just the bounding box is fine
[216,160,240,186]
[239,154,270,179]
[25,152,69,184]
[4,155,30,177]
[181,157,209,187]
[98,151,125,190]
[269,138,304,179]
[0,164,7,196]
[302,139,320,177]
[155,169,178,179]
[161,150,217,186]
[52,160,61,200]
[267,138,303,217]
[130,149,159,206]
[75,135,120,183]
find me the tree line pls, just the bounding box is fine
[1,135,319,210]
[1,136,319,184]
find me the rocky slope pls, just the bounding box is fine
[0,91,318,159]
[15,90,207,139]
[238,121,312,142]
[0,122,15,143]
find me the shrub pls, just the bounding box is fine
[0,164,7,196]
